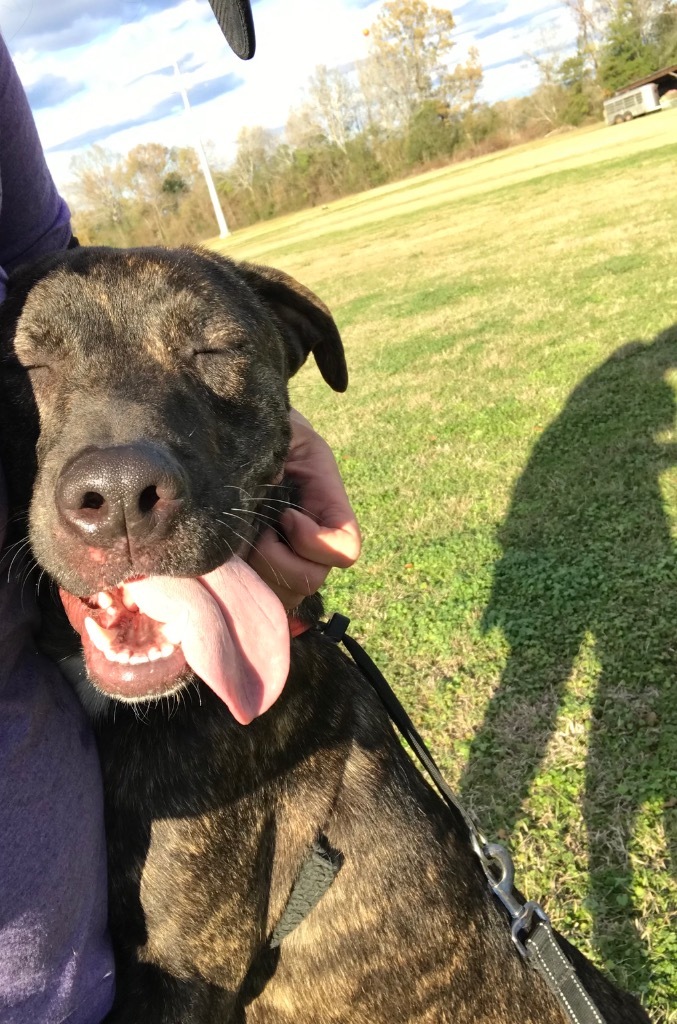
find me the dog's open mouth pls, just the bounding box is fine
[60,583,189,701]
[58,558,292,722]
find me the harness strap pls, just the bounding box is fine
[315,613,609,1024]
[269,836,342,948]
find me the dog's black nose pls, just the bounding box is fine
[55,444,187,546]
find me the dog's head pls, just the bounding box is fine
[0,246,346,708]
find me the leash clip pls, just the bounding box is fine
[477,842,550,956]
[324,614,609,1024]
[320,613,351,643]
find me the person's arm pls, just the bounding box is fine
[248,410,362,610]
[0,37,116,1024]
[0,34,72,289]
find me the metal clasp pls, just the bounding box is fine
[474,841,550,957]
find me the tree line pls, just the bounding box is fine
[69,0,677,246]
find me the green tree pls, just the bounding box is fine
[68,144,218,247]
[560,0,611,78]
[406,99,460,164]
[649,1,677,64]
[557,52,597,122]
[599,0,659,92]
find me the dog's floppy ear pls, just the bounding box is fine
[236,262,348,393]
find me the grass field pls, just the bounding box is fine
[215,110,677,1020]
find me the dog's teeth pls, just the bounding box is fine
[113,649,131,665]
[148,643,176,661]
[84,617,118,655]
[129,653,150,665]
[96,591,113,609]
[121,591,139,612]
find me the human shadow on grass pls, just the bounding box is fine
[459,326,677,996]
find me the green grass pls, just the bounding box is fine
[216,113,677,1020]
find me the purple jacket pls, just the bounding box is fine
[0,36,115,1024]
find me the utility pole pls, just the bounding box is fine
[172,59,229,238]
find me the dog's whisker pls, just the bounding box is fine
[214,513,253,553]
[3,510,30,529]
[229,507,289,530]
[36,567,48,595]
[166,692,178,721]
[214,530,244,576]
[12,552,35,580]
[2,538,32,580]
[19,559,41,609]
[134,702,150,726]
[232,500,313,519]
[235,491,320,521]
[217,518,289,592]
[0,537,27,557]
[16,559,39,590]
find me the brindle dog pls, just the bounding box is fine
[0,247,649,1023]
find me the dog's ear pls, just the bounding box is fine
[235,262,348,393]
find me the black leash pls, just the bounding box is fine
[312,613,607,1024]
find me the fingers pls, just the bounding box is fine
[248,527,332,611]
[246,409,362,610]
[281,509,361,568]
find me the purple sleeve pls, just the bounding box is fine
[0,39,116,1024]
[0,35,72,296]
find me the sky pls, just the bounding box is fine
[1,0,575,191]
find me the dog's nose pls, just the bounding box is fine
[55,444,187,546]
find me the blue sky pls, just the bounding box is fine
[1,0,574,190]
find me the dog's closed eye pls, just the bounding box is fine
[192,348,230,359]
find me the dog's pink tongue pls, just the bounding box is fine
[122,557,290,725]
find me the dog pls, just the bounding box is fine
[0,246,650,1023]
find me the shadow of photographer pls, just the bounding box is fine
[459,326,677,994]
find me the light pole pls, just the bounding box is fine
[172,59,229,238]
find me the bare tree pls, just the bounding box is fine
[306,64,360,151]
[359,0,457,130]
[285,105,321,149]
[231,126,277,194]
[441,45,484,113]
[525,45,570,128]
[68,146,128,243]
[125,143,174,243]
[561,0,613,73]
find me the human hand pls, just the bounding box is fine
[248,410,361,610]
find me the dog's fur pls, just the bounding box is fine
[0,247,650,1023]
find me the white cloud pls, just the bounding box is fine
[1,0,576,190]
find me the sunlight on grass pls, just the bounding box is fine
[212,115,677,1020]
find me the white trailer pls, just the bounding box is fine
[604,83,661,125]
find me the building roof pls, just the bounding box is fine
[614,64,677,96]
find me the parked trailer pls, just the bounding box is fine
[604,83,661,125]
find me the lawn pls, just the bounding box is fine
[214,110,677,1021]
